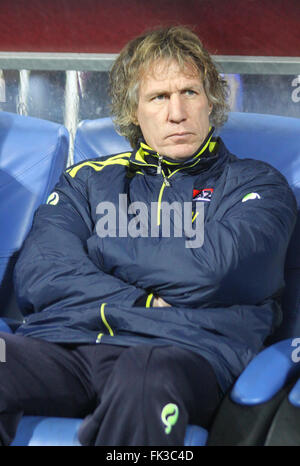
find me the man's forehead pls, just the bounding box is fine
[139,59,203,90]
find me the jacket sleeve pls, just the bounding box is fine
[14,170,146,315]
[93,162,297,308]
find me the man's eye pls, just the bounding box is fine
[153,94,167,101]
[184,90,196,96]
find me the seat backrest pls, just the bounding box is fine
[74,112,300,341]
[0,111,69,318]
[220,113,300,342]
[74,117,131,164]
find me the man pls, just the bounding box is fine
[0,26,297,446]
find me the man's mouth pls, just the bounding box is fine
[167,132,192,139]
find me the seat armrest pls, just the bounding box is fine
[0,317,22,333]
[0,318,13,333]
[11,416,83,446]
[231,338,300,405]
[288,377,300,407]
[184,425,208,446]
[11,416,208,446]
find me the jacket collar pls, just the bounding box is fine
[129,127,219,175]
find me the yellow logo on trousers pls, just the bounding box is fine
[161,403,179,434]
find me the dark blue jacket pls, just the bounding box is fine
[14,132,297,393]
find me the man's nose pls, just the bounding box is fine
[167,94,187,123]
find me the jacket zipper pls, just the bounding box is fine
[156,154,204,225]
[157,168,181,226]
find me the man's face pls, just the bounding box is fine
[135,59,213,161]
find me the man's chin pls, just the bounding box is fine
[162,145,197,161]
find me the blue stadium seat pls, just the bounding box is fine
[74,117,131,164]
[0,111,69,322]
[1,112,299,445]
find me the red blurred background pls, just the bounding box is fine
[1,0,300,56]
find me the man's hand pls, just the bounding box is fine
[153,296,171,307]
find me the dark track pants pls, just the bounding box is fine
[0,332,221,446]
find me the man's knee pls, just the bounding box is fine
[112,345,188,395]
[105,345,174,396]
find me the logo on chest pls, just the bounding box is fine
[193,188,214,202]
